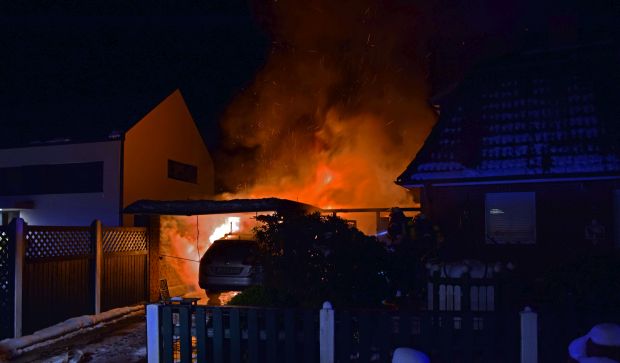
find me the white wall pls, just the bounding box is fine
[0,140,122,226]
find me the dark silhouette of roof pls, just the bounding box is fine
[123,197,320,215]
[0,88,177,149]
[398,43,620,186]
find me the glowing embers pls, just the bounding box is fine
[318,165,334,185]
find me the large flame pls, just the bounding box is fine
[208,217,241,243]
[216,0,436,209]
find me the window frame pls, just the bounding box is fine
[484,191,536,245]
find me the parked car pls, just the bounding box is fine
[198,236,263,292]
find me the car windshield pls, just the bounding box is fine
[207,240,257,260]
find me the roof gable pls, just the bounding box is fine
[398,44,620,186]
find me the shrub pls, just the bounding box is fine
[540,253,620,312]
[236,210,390,308]
[228,286,281,307]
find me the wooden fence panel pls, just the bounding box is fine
[23,257,93,334]
[248,309,259,363]
[230,308,241,363]
[102,253,147,310]
[179,307,192,363]
[335,309,517,363]
[153,303,522,363]
[195,308,208,363]
[158,305,319,363]
[162,305,174,363]
[102,227,148,310]
[23,226,93,334]
[266,309,277,362]
[212,308,224,363]
[0,226,14,339]
[284,309,296,363]
[303,310,317,363]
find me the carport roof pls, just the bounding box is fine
[123,197,320,215]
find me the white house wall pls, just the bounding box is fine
[0,140,122,226]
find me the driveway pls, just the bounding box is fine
[5,315,146,363]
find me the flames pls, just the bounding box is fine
[208,216,241,243]
[161,1,439,297]
[160,214,256,296]
[216,0,436,209]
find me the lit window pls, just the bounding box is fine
[485,192,536,244]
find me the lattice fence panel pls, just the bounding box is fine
[25,227,92,260]
[103,228,148,253]
[0,226,14,339]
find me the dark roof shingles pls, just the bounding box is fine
[398,46,620,184]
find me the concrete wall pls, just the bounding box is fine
[123,89,214,225]
[0,141,122,226]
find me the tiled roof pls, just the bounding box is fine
[397,44,620,185]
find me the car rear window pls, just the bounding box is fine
[207,240,258,259]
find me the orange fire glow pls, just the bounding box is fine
[160,214,258,296]
[208,217,241,243]
[216,1,436,210]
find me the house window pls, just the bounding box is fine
[167,160,197,184]
[485,192,536,244]
[0,162,103,196]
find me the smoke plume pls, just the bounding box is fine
[216,0,437,208]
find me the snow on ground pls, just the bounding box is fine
[4,315,146,363]
[1,290,239,363]
[0,287,243,363]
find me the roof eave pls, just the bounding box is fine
[399,172,620,188]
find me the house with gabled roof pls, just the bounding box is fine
[0,89,214,226]
[397,43,620,264]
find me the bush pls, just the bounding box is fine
[540,253,620,312]
[238,210,390,308]
[228,286,281,307]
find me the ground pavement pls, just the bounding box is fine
[3,290,238,363]
[4,314,146,363]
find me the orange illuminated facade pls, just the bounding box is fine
[122,90,214,225]
[0,89,214,226]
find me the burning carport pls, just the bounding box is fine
[123,197,319,301]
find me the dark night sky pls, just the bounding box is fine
[0,1,269,149]
[0,0,617,151]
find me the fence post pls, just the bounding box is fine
[461,273,474,360]
[146,304,160,363]
[432,271,441,311]
[147,216,161,302]
[520,306,538,363]
[91,220,103,314]
[320,301,335,363]
[12,218,25,338]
